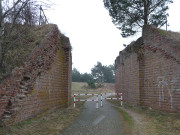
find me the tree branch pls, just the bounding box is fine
[149,0,164,15]
[2,0,22,19]
[8,0,30,36]
[122,8,143,28]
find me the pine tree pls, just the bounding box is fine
[103,0,173,37]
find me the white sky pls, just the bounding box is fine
[46,0,180,73]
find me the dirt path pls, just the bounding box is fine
[60,94,125,135]
[123,108,157,135]
[111,104,157,135]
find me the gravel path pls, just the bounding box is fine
[60,94,125,135]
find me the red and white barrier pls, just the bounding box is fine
[73,92,123,108]
[100,93,123,107]
[74,94,98,108]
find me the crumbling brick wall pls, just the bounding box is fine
[0,25,72,124]
[115,25,180,113]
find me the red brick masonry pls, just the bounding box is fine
[0,25,72,124]
[115,25,180,113]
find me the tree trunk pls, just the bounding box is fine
[0,0,3,65]
[143,1,148,25]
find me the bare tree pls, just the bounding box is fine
[0,0,30,65]
[0,0,51,71]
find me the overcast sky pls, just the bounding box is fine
[46,0,180,73]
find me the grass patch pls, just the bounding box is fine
[108,99,134,135]
[158,28,180,42]
[114,106,134,135]
[124,104,180,135]
[141,108,180,135]
[72,82,114,95]
[109,100,180,135]
[0,98,84,135]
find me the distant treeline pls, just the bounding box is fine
[72,62,115,86]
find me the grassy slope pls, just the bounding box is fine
[0,24,55,80]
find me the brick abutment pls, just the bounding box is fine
[115,25,180,113]
[0,25,72,124]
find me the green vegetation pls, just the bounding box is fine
[118,108,134,126]
[159,28,180,42]
[86,78,96,89]
[115,107,134,135]
[138,107,180,135]
[158,29,166,37]
[91,62,115,83]
[108,98,134,135]
[72,68,94,83]
[72,62,115,88]
[103,0,172,37]
[0,24,56,81]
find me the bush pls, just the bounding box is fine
[86,79,96,89]
[96,82,103,88]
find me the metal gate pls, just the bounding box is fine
[73,92,123,108]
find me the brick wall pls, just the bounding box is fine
[0,25,72,124]
[115,51,140,105]
[115,25,180,113]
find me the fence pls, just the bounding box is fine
[100,93,123,107]
[73,92,123,108]
[74,94,99,108]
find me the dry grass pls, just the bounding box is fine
[0,99,83,135]
[166,31,180,41]
[113,106,134,135]
[157,28,180,42]
[0,24,56,80]
[72,82,115,95]
[109,100,180,135]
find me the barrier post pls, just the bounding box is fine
[96,95,99,108]
[100,92,123,107]
[74,94,76,108]
[101,93,103,107]
[121,94,123,106]
[73,93,99,108]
